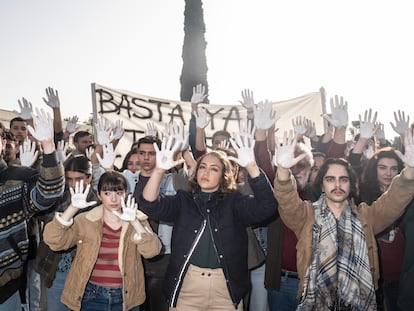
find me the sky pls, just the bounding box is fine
[1,0,413,140]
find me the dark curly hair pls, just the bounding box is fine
[189,150,238,194]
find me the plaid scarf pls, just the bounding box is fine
[297,194,376,311]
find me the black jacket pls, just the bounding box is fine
[139,171,278,308]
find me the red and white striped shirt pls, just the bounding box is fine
[90,222,123,288]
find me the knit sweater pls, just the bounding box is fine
[0,153,64,303]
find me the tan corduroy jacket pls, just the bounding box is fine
[274,169,414,298]
[44,205,162,311]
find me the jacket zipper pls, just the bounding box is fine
[170,219,207,307]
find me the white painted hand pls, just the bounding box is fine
[113,194,137,222]
[42,87,60,108]
[19,138,39,167]
[70,180,97,209]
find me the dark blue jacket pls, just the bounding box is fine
[139,171,278,308]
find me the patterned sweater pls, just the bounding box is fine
[0,153,64,303]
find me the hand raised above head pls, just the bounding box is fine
[191,84,207,105]
[155,136,184,171]
[358,108,378,139]
[228,132,255,167]
[390,110,410,135]
[14,97,33,120]
[395,129,414,168]
[322,95,348,128]
[274,130,306,169]
[19,138,39,167]
[27,108,54,142]
[192,106,210,129]
[42,86,60,109]
[65,115,80,134]
[70,180,97,209]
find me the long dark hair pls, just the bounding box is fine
[120,148,138,172]
[312,158,358,202]
[358,147,404,204]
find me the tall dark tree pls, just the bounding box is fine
[180,0,209,155]
[180,0,208,101]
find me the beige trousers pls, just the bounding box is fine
[170,264,243,311]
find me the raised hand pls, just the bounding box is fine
[14,97,33,120]
[65,115,80,134]
[374,122,385,141]
[395,129,414,168]
[27,108,54,142]
[85,145,95,161]
[113,194,138,222]
[304,118,317,139]
[254,100,279,130]
[94,115,113,145]
[56,140,69,163]
[96,143,116,170]
[70,180,97,209]
[19,138,39,167]
[322,95,348,128]
[163,121,189,152]
[112,120,124,141]
[42,87,60,109]
[274,130,306,169]
[145,121,159,137]
[228,132,255,167]
[191,84,207,105]
[239,88,255,118]
[193,106,210,129]
[358,109,378,139]
[154,136,184,171]
[292,116,307,136]
[238,118,255,140]
[390,110,410,135]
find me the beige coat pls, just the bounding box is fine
[44,205,162,311]
[274,170,414,298]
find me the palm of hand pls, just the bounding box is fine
[20,152,36,167]
[359,122,375,138]
[71,193,89,209]
[236,148,254,167]
[96,130,111,145]
[331,109,348,127]
[157,150,174,170]
[276,146,296,169]
[118,208,136,221]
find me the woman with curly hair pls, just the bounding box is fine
[139,135,277,311]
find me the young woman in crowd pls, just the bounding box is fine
[43,171,161,311]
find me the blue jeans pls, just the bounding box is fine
[268,276,299,311]
[47,271,71,311]
[249,263,269,311]
[81,282,140,311]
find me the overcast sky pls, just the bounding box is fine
[1,0,413,139]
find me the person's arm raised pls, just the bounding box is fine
[142,136,184,202]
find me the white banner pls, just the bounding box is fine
[91,83,325,167]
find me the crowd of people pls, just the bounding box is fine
[0,85,413,311]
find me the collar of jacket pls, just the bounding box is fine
[85,205,104,222]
